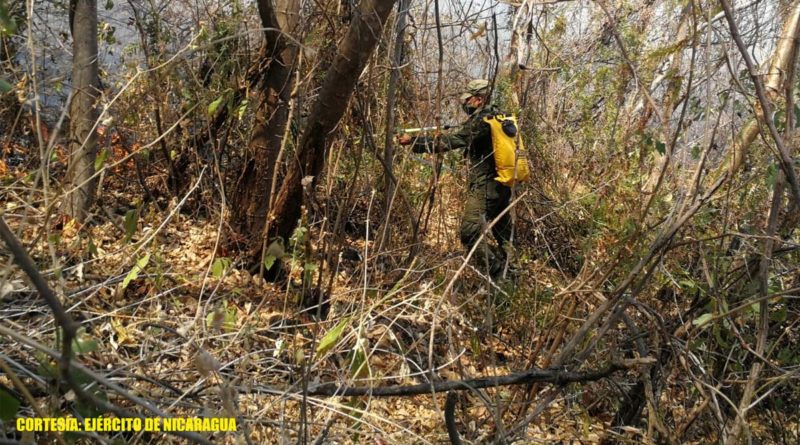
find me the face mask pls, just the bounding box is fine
[462,103,477,115]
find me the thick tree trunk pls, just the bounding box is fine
[63,0,99,222]
[230,55,293,240]
[268,0,397,243]
[229,0,300,256]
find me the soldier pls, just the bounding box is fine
[398,79,512,280]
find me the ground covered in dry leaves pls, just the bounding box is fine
[2,142,797,444]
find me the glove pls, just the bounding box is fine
[397,134,413,146]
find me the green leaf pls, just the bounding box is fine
[0,388,20,421]
[236,99,248,120]
[316,317,349,357]
[654,140,666,155]
[72,328,99,355]
[0,78,11,93]
[771,305,787,323]
[35,351,58,378]
[223,306,237,332]
[777,347,796,365]
[122,253,150,289]
[692,313,713,328]
[766,163,778,188]
[207,96,224,116]
[205,310,217,331]
[207,301,237,332]
[290,225,308,246]
[0,1,16,36]
[87,237,98,256]
[303,262,318,284]
[712,323,730,349]
[349,346,368,379]
[105,0,114,9]
[123,209,138,243]
[211,257,231,278]
[95,148,109,171]
[470,333,482,356]
[690,144,700,160]
[263,255,276,271]
[678,279,697,291]
[773,109,786,132]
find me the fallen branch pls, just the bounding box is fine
[254,359,640,398]
[445,391,462,445]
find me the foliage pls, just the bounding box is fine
[1,0,799,443]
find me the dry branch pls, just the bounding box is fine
[255,360,638,398]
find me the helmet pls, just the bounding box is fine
[461,79,489,103]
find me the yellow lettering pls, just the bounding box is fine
[145,418,160,431]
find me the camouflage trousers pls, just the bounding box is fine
[459,176,512,278]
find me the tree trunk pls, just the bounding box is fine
[268,0,397,244]
[63,0,99,222]
[229,0,300,258]
[717,0,800,177]
[377,0,410,252]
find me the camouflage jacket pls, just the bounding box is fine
[410,105,500,182]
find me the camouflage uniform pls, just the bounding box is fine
[410,104,511,278]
